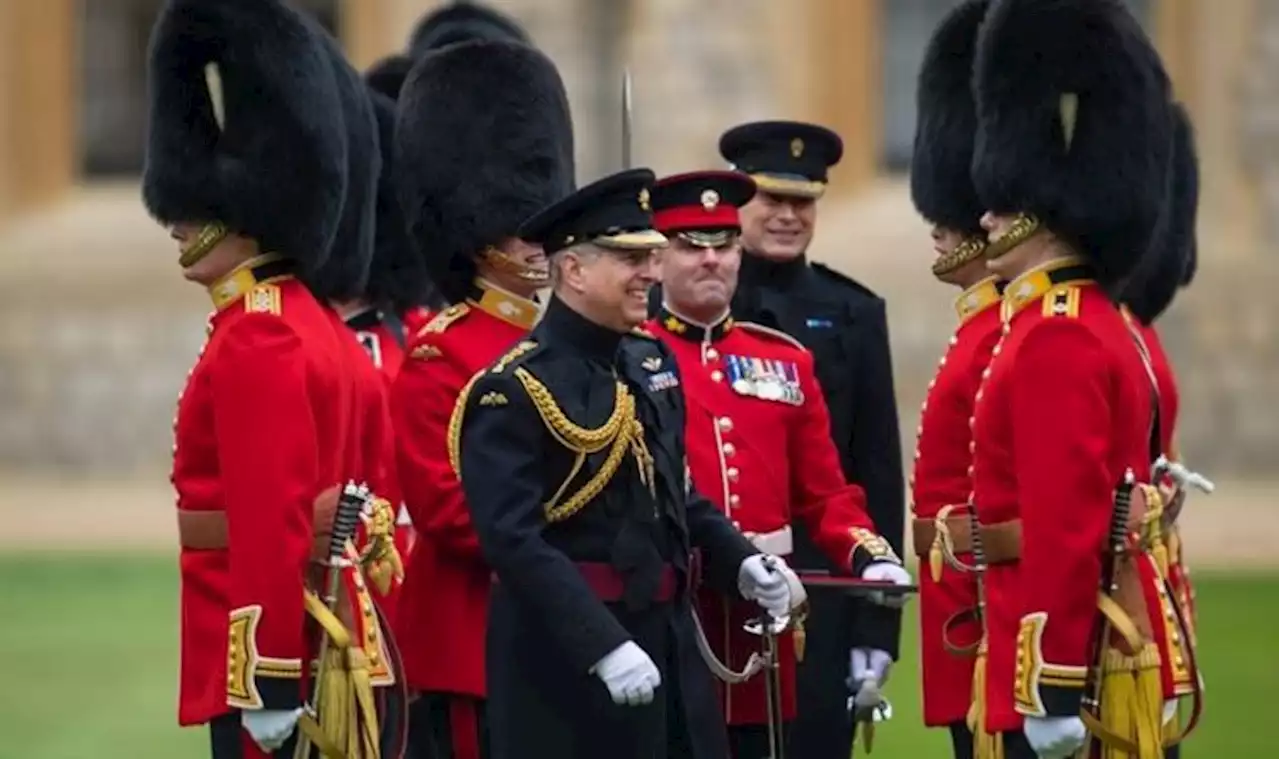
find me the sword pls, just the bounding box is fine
[621,67,633,170]
[743,556,791,759]
[294,482,374,759]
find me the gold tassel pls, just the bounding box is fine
[1167,528,1182,568]
[793,615,807,662]
[929,540,944,584]
[970,646,1003,759]
[361,498,405,596]
[1099,645,1163,759]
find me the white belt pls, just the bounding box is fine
[746,525,793,556]
[396,503,414,527]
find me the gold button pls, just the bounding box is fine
[992,345,1002,356]
[718,417,733,432]
[711,370,724,382]
[722,443,735,457]
[915,425,923,436]
[939,356,947,366]
[949,335,959,346]
[706,348,720,360]
[967,465,975,477]
[982,368,991,379]
[927,379,936,390]
[975,390,984,402]
[727,467,740,482]
[969,441,976,453]
[729,494,741,507]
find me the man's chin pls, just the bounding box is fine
[754,242,804,261]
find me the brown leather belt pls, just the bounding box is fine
[977,519,1022,564]
[911,513,973,557]
[176,492,340,561]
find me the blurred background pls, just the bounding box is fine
[0,1,1274,757]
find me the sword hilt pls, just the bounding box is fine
[327,481,369,563]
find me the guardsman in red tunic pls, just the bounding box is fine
[965,2,1192,757]
[644,170,912,757]
[904,3,1004,755]
[389,39,573,759]
[145,1,396,756]
[1118,104,1207,758]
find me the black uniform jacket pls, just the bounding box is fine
[456,296,759,759]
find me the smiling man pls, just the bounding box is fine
[388,39,575,759]
[452,167,795,759]
[718,120,906,758]
[645,170,912,757]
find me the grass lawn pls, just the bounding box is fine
[0,554,1273,757]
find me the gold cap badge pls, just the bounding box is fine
[700,189,720,211]
[638,187,651,212]
[790,137,804,158]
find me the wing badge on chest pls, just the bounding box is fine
[725,354,804,405]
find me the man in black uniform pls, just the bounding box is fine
[719,120,906,758]
[452,167,797,759]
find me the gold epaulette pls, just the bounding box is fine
[491,340,538,374]
[415,303,471,338]
[1042,285,1082,319]
[736,321,805,350]
[245,283,283,316]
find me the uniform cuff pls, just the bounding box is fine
[846,527,902,575]
[1013,612,1087,717]
[226,605,303,711]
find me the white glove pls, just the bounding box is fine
[241,707,303,752]
[850,648,894,687]
[1023,715,1087,758]
[861,560,912,608]
[738,554,791,617]
[1163,698,1179,725]
[590,641,662,707]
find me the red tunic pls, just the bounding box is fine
[911,277,1003,727]
[392,280,540,697]
[647,308,894,726]
[172,267,358,726]
[970,258,1161,733]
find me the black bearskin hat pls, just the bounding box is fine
[1121,104,1200,325]
[365,54,415,101]
[910,0,989,237]
[408,1,529,58]
[396,40,575,304]
[366,91,438,313]
[972,0,1173,285]
[142,0,345,278]
[305,18,380,302]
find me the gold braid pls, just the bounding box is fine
[448,360,658,523]
[512,368,654,522]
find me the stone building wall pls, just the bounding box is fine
[0,0,1272,480]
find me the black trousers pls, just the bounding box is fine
[728,722,793,759]
[947,721,974,759]
[209,711,298,759]
[406,693,490,759]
